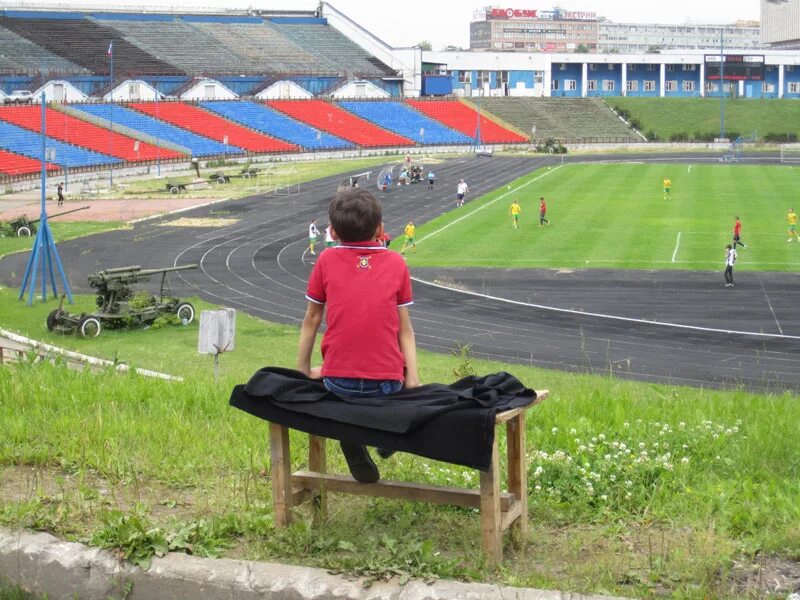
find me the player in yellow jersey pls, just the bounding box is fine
[663,177,672,200]
[400,220,416,254]
[788,208,798,242]
[508,199,521,229]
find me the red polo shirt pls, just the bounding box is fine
[306,241,413,380]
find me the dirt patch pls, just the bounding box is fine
[0,198,220,223]
[158,217,239,228]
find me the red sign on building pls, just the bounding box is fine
[491,8,539,19]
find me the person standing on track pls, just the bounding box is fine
[787,208,798,242]
[308,218,320,255]
[427,169,435,190]
[56,182,65,207]
[732,216,747,249]
[508,199,521,229]
[456,179,469,207]
[724,244,737,287]
[539,197,550,227]
[400,220,416,255]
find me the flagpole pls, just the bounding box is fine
[109,40,114,187]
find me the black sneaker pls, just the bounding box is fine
[376,448,396,459]
[340,442,379,483]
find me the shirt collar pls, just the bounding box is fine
[336,241,386,250]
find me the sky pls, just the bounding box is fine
[14,0,763,49]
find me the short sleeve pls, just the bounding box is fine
[397,261,413,307]
[306,260,326,304]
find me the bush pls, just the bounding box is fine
[763,132,798,143]
[628,118,642,130]
[669,132,689,142]
[645,130,658,141]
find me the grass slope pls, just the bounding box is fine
[406,163,800,271]
[0,286,799,597]
[610,97,800,140]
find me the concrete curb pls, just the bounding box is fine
[0,528,625,600]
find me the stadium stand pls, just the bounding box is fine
[267,100,414,148]
[338,101,473,145]
[71,103,241,157]
[407,100,528,144]
[130,102,297,153]
[0,120,119,168]
[200,101,352,150]
[477,97,640,142]
[0,24,88,75]
[270,21,396,77]
[0,106,183,162]
[94,16,257,76]
[0,149,58,176]
[0,15,181,76]
[185,18,329,74]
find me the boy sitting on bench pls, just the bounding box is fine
[296,188,419,484]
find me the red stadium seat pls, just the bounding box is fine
[0,149,58,176]
[406,100,528,144]
[267,100,414,148]
[131,102,297,153]
[0,106,183,162]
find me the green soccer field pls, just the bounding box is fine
[405,162,800,272]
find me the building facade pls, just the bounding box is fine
[599,21,763,53]
[761,0,800,47]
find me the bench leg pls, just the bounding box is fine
[308,435,327,521]
[507,412,528,547]
[480,434,502,567]
[270,423,292,527]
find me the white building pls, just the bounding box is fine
[761,0,800,47]
[599,21,763,53]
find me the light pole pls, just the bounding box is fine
[719,27,725,140]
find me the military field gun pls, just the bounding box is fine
[46,263,198,337]
[0,205,90,237]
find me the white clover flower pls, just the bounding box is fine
[551,427,558,434]
[679,421,686,429]
[713,434,719,440]
[591,437,598,443]
[681,457,690,464]
[604,454,612,461]
[663,463,674,471]
[620,443,627,450]
[534,466,544,478]
[624,422,630,428]
[598,433,606,441]
[579,445,587,452]
[682,444,689,449]
[611,441,619,449]
[625,480,633,487]
[570,428,577,435]
[574,438,581,444]
[535,484,542,491]
[715,455,721,461]
[732,426,739,434]
[725,429,733,435]
[639,442,646,449]
[610,474,616,482]
[600,494,608,501]
[625,492,632,499]
[662,442,670,449]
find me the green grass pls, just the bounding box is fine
[0,285,798,598]
[0,221,125,259]
[610,97,800,141]
[405,163,800,272]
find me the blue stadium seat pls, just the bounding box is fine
[71,104,240,157]
[0,120,119,168]
[338,101,472,145]
[200,101,352,150]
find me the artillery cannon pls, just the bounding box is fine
[46,264,198,337]
[0,205,90,237]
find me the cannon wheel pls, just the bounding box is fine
[175,302,195,325]
[46,309,61,332]
[169,185,180,195]
[216,176,226,184]
[78,316,102,338]
[242,171,252,179]
[16,226,31,237]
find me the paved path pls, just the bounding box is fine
[0,154,797,391]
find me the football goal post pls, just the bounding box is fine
[780,144,800,165]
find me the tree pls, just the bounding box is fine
[417,40,432,51]
[441,45,465,52]
[575,44,589,53]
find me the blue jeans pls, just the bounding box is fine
[323,377,403,398]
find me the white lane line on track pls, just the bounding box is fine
[671,231,682,263]
[758,275,784,335]
[416,165,564,246]
[411,276,800,341]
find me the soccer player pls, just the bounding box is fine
[508,199,521,229]
[308,218,320,255]
[663,177,672,200]
[732,216,747,249]
[787,208,798,242]
[400,220,416,255]
[724,244,737,287]
[325,224,336,248]
[456,179,469,207]
[427,170,435,190]
[539,197,550,227]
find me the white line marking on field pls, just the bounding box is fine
[759,276,784,334]
[412,276,800,341]
[416,165,564,246]
[671,232,682,263]
[688,165,692,174]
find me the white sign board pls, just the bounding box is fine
[198,308,236,355]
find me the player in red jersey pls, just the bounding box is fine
[732,216,747,249]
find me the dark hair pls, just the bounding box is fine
[329,188,382,242]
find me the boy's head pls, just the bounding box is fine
[329,188,382,242]
[726,244,732,250]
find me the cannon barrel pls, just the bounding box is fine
[91,264,198,279]
[30,205,91,225]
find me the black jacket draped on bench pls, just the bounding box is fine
[229,367,537,471]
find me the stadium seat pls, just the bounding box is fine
[406,100,528,144]
[0,149,58,176]
[71,104,241,157]
[0,120,119,169]
[0,23,88,74]
[0,106,183,162]
[338,101,473,145]
[267,100,414,148]
[130,102,297,154]
[200,101,352,150]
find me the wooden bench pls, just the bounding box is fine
[268,390,548,566]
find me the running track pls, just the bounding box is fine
[1,154,798,392]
